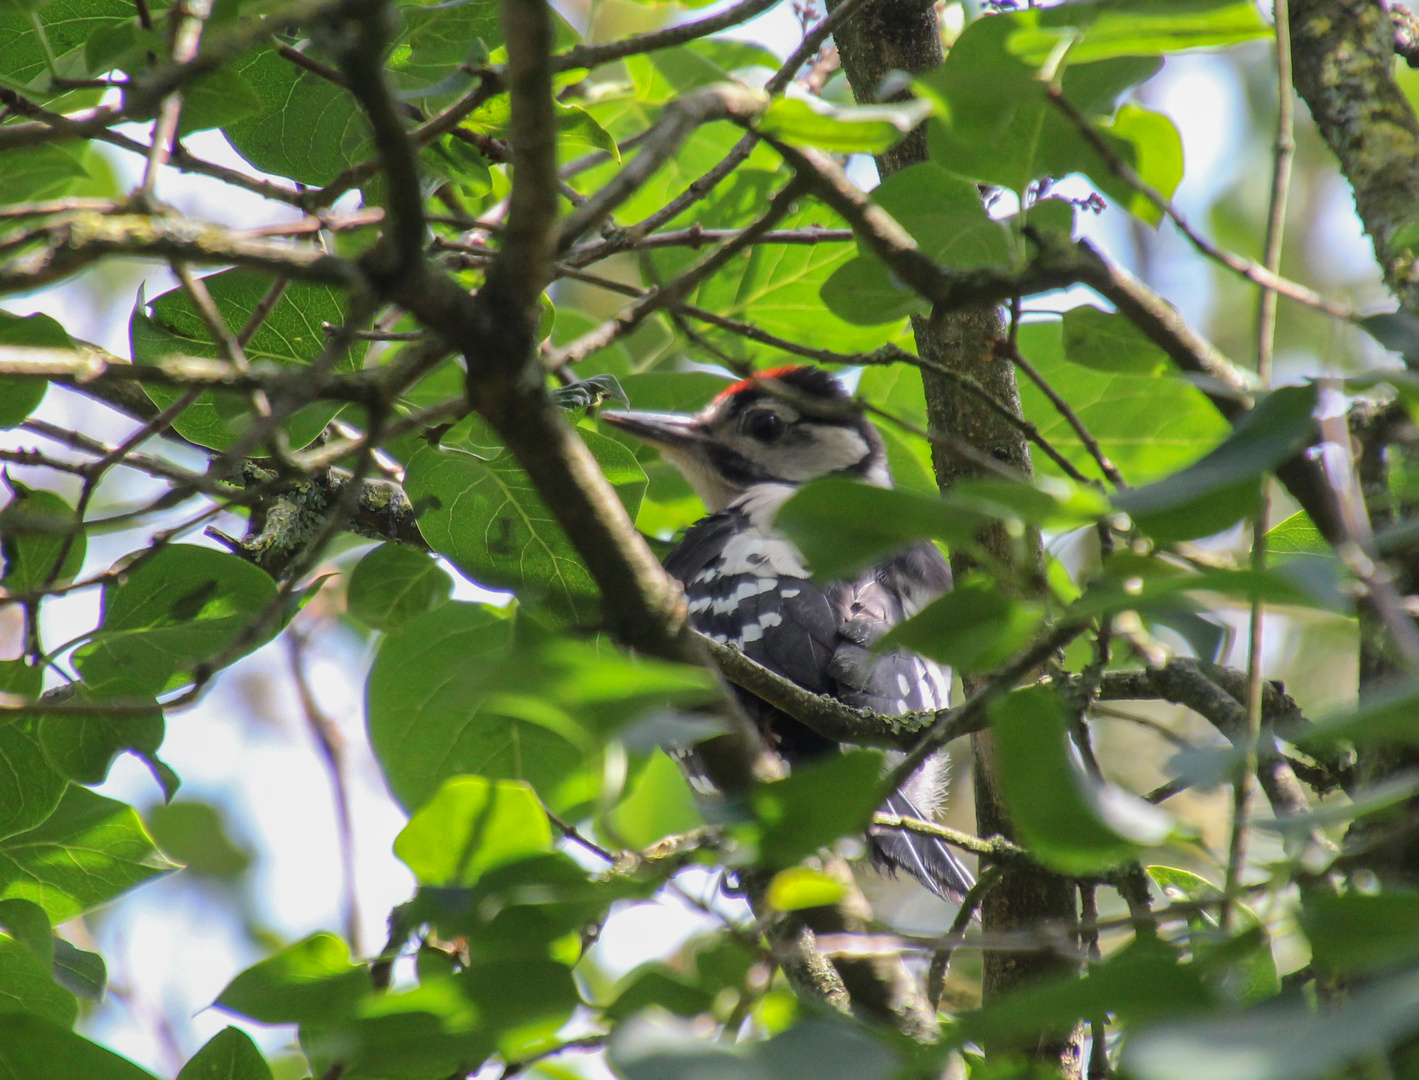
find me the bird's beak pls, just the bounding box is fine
[601,410,704,451]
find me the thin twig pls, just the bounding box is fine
[288,628,363,953]
[1046,85,1354,325]
[1002,338,1126,488]
[1225,0,1295,933]
[552,0,779,73]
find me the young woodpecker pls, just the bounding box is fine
[603,365,972,902]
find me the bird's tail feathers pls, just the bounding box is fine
[869,790,975,903]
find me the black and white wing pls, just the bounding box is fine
[665,497,841,761]
[667,511,972,901]
[826,543,973,902]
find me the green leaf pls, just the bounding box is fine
[131,269,364,451]
[0,0,135,94]
[606,750,703,851]
[606,969,714,1022]
[0,785,175,922]
[819,256,928,326]
[1008,0,1270,66]
[145,801,252,879]
[765,867,848,912]
[405,852,651,963]
[882,576,1045,674]
[0,1014,158,1079]
[394,775,552,887]
[963,940,1213,1048]
[921,15,1160,193]
[757,97,931,154]
[1098,103,1184,225]
[38,703,163,786]
[774,477,981,580]
[991,686,1176,874]
[223,45,370,187]
[556,101,620,161]
[1015,320,1230,485]
[1145,867,1278,1005]
[389,0,502,99]
[75,544,278,697]
[610,1013,899,1080]
[51,936,106,1002]
[0,484,85,593]
[405,444,601,625]
[365,602,584,811]
[178,68,262,134]
[0,716,68,843]
[873,163,1013,269]
[1123,968,1419,1080]
[0,143,88,201]
[1072,551,1345,621]
[347,542,453,631]
[1062,305,1171,375]
[1114,384,1318,542]
[0,311,69,427]
[305,959,579,1075]
[215,933,368,1025]
[0,898,51,963]
[1301,893,1419,976]
[177,1026,274,1080]
[0,930,78,1026]
[751,750,883,869]
[1268,510,1328,557]
[651,170,898,356]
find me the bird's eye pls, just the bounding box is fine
[745,410,786,443]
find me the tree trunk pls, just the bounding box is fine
[825,2,1081,1072]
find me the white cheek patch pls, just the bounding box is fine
[774,427,871,482]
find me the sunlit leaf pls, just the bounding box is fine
[1015,320,1229,485]
[606,750,704,851]
[765,867,848,912]
[0,1014,158,1079]
[176,1026,274,1080]
[0,786,175,922]
[0,929,78,1026]
[394,775,552,887]
[215,933,367,1025]
[1008,1,1270,66]
[757,97,931,154]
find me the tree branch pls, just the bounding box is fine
[1291,0,1419,314]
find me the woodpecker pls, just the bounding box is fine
[603,365,973,902]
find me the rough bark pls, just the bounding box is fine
[1291,0,1419,313]
[824,2,1080,1072]
[1291,0,1419,890]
